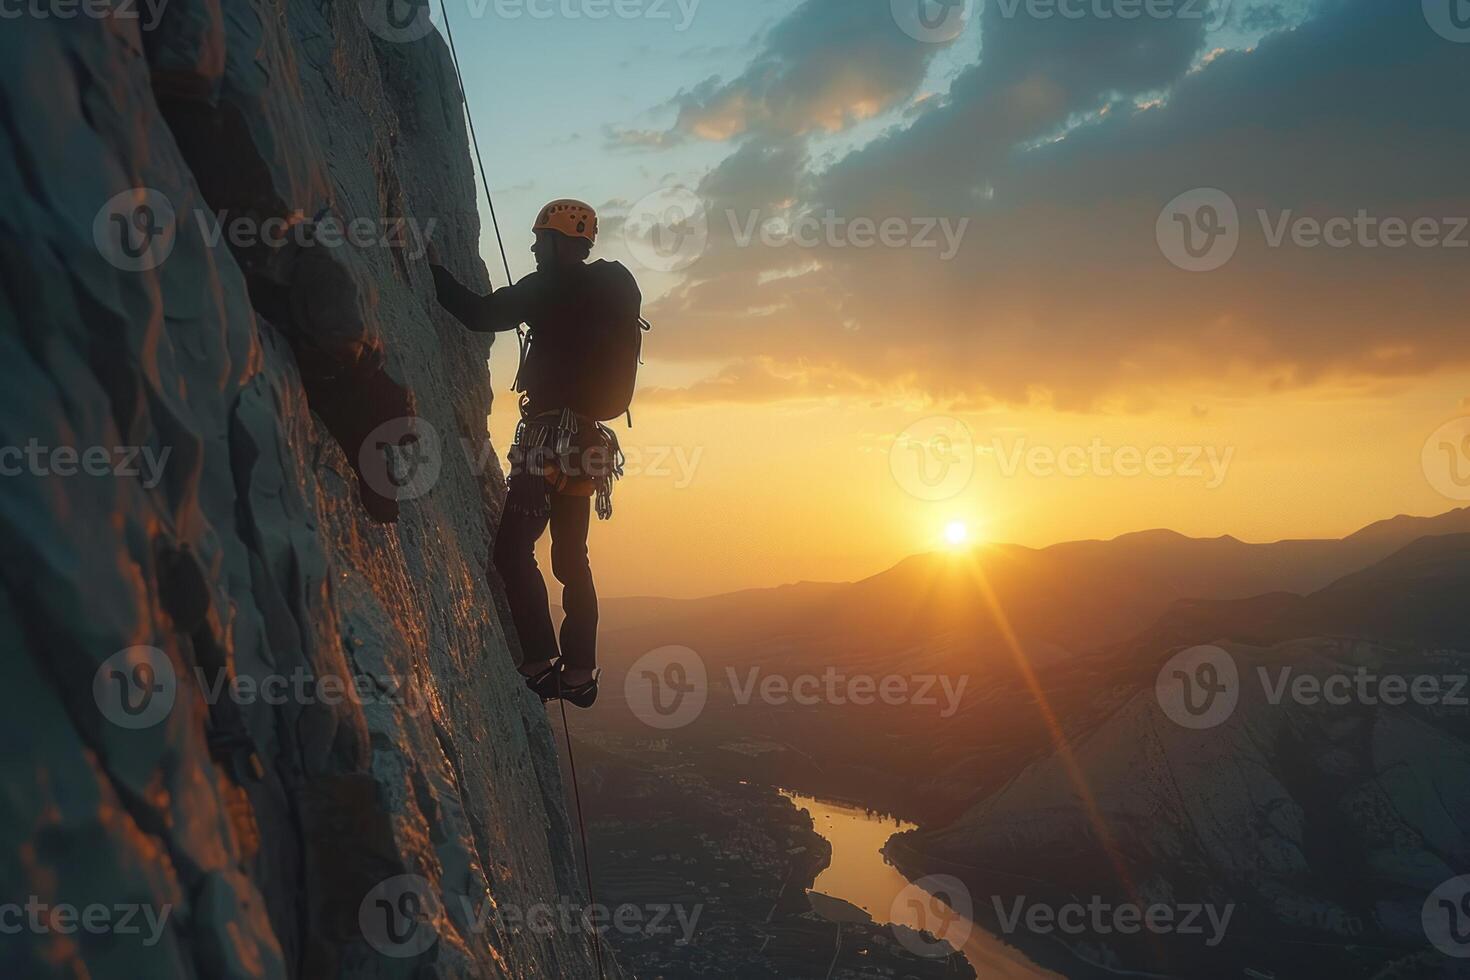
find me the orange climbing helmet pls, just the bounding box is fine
[533,199,598,244]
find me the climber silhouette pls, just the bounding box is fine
[429,200,644,708]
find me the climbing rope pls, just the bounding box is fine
[557,679,606,979]
[435,0,514,288]
[436,0,534,394]
[434,8,603,977]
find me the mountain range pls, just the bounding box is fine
[581,507,1470,977]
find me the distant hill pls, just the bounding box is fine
[583,510,1470,979]
[889,635,1470,980]
[1141,532,1470,649]
[597,507,1470,672]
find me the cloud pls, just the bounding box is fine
[644,0,1470,409]
[639,357,886,406]
[669,0,950,141]
[606,126,687,151]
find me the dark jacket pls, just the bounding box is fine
[431,260,641,417]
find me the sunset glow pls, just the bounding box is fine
[944,521,970,547]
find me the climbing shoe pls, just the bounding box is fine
[551,669,601,709]
[522,660,562,699]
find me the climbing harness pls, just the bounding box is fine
[507,409,624,521]
[434,7,606,978]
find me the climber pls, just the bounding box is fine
[429,200,646,709]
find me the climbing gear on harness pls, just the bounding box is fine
[507,409,624,520]
[534,199,598,243]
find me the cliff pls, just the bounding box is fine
[1,3,603,977]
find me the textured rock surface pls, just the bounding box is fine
[892,637,1470,978]
[1,3,601,977]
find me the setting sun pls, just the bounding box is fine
[944,521,969,547]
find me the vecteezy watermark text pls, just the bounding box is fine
[458,896,702,943]
[93,188,438,272]
[358,0,700,43]
[0,897,171,946]
[358,874,702,958]
[622,647,970,729]
[1158,188,1469,272]
[1156,644,1469,729]
[727,667,968,718]
[197,211,437,258]
[0,440,170,488]
[727,210,971,261]
[93,646,426,730]
[891,0,1230,43]
[993,895,1234,946]
[0,0,168,30]
[992,436,1234,488]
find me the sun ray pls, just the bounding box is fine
[949,552,1143,910]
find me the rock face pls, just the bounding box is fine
[890,636,1470,978]
[1,4,602,978]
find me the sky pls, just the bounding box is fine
[420,0,1470,598]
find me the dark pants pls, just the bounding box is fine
[493,490,598,670]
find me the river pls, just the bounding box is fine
[782,791,1062,979]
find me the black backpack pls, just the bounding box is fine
[514,260,649,423]
[579,310,651,423]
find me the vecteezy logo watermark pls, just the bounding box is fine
[623,186,709,273]
[894,0,1229,41]
[892,0,972,43]
[1160,188,1470,271]
[94,191,438,270]
[992,896,1234,946]
[0,441,172,487]
[1157,188,1240,272]
[93,188,177,273]
[93,647,426,729]
[891,874,974,958]
[1155,645,1240,729]
[991,437,1234,488]
[198,211,437,258]
[992,0,1230,26]
[359,417,444,505]
[0,897,172,946]
[728,668,969,718]
[1157,646,1470,730]
[93,647,178,730]
[1423,416,1470,501]
[357,875,701,958]
[360,875,442,958]
[192,667,427,716]
[359,0,434,42]
[0,0,169,29]
[1425,875,1470,957]
[727,210,970,261]
[1424,0,1470,43]
[458,896,702,942]
[890,416,975,501]
[624,645,708,729]
[362,0,702,40]
[476,0,700,28]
